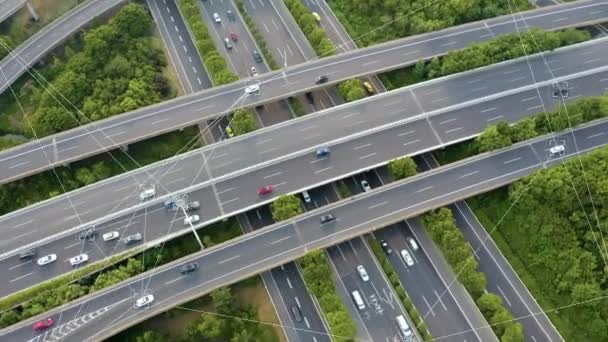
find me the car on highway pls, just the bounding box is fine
[224,37,233,49]
[37,254,57,266]
[226,9,235,21]
[69,254,89,266]
[19,248,36,260]
[135,294,155,308]
[550,144,565,154]
[356,265,369,282]
[139,188,155,201]
[380,240,392,255]
[185,201,200,211]
[250,66,258,77]
[245,84,260,95]
[213,12,221,23]
[305,92,314,104]
[302,190,311,203]
[315,75,328,84]
[124,233,142,245]
[320,214,336,225]
[396,315,413,339]
[363,81,375,94]
[311,12,321,22]
[291,305,303,322]
[401,249,414,266]
[184,215,200,226]
[103,231,120,242]
[407,237,419,251]
[552,81,569,98]
[180,262,199,275]
[316,147,330,157]
[225,125,235,138]
[33,318,54,331]
[229,31,237,41]
[351,290,365,310]
[257,185,273,196]
[252,50,262,63]
[78,228,97,241]
[361,180,371,192]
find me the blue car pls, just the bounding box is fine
[316,147,330,157]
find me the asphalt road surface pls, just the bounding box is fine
[0,0,26,23]
[1,0,606,183]
[3,118,607,342]
[2,45,608,297]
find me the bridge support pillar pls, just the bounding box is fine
[26,2,39,21]
[120,144,129,152]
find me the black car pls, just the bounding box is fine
[226,9,236,21]
[380,240,392,255]
[180,262,199,275]
[19,248,36,260]
[291,305,303,322]
[78,228,97,241]
[320,214,336,225]
[315,75,328,84]
[253,50,263,63]
[305,92,314,104]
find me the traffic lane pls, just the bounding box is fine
[297,143,541,246]
[301,0,357,53]
[376,223,481,342]
[0,0,26,23]
[413,41,608,113]
[270,263,331,342]
[450,202,554,342]
[214,119,436,213]
[0,152,210,251]
[0,0,127,91]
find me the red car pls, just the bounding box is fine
[229,32,238,42]
[33,318,54,331]
[257,185,273,196]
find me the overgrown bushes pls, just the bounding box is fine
[423,208,523,341]
[178,0,238,85]
[299,250,357,340]
[337,79,366,102]
[270,194,303,221]
[367,237,433,340]
[231,108,258,136]
[388,156,417,180]
[283,0,335,57]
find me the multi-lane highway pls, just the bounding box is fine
[1,0,606,184]
[0,0,26,23]
[3,117,607,342]
[2,40,608,297]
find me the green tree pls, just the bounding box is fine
[476,293,503,318]
[0,35,13,60]
[475,124,512,153]
[135,331,167,342]
[211,287,237,315]
[111,3,152,38]
[388,156,417,180]
[270,194,303,221]
[231,109,257,136]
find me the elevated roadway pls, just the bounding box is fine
[2,39,608,298]
[2,118,606,342]
[0,0,606,184]
[0,0,26,23]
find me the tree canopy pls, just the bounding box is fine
[270,194,303,221]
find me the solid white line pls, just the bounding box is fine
[415,186,433,193]
[264,171,283,179]
[9,260,32,270]
[64,241,81,250]
[221,198,239,205]
[496,285,512,307]
[421,295,436,316]
[269,236,291,245]
[486,115,504,122]
[359,153,377,160]
[218,255,240,264]
[440,41,457,47]
[10,272,33,283]
[165,275,187,285]
[480,107,497,113]
[445,127,463,133]
[353,143,372,150]
[397,130,415,137]
[12,219,33,229]
[402,139,420,147]
[587,132,605,139]
[503,157,521,164]
[459,170,478,179]
[8,161,30,169]
[368,201,388,210]
[314,167,332,174]
[439,118,457,125]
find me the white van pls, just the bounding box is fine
[302,191,311,203]
[351,290,365,310]
[396,315,413,338]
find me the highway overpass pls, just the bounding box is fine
[1,118,605,342]
[0,0,26,23]
[0,0,606,184]
[2,38,608,298]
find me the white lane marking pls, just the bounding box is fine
[270,236,291,245]
[439,118,457,125]
[178,35,183,42]
[346,120,366,127]
[105,130,126,139]
[12,219,33,229]
[383,100,402,107]
[486,115,504,122]
[421,295,436,316]
[211,152,228,159]
[527,105,543,111]
[590,10,603,15]
[359,152,377,160]
[273,182,286,187]
[216,187,236,195]
[584,58,601,64]
[601,78,608,82]
[58,145,79,154]
[295,296,301,308]
[496,285,512,307]
[263,22,270,33]
[195,104,215,111]
[255,138,273,145]
[192,66,197,73]
[440,41,458,47]
[9,260,32,270]
[165,275,187,285]
[354,143,372,150]
[9,161,30,169]
[218,255,240,264]
[271,18,279,31]
[422,89,441,96]
[415,186,433,193]
[552,17,568,22]
[64,241,82,250]
[587,132,605,139]
[580,50,595,55]
[431,97,449,103]
[260,147,279,155]
[170,16,174,22]
[503,157,521,164]
[183,45,188,52]
[197,78,202,85]
[286,277,293,289]
[221,198,240,205]
[459,170,479,179]
[503,68,520,74]
[362,60,379,66]
[402,139,420,147]
[434,290,448,311]
[479,33,493,39]
[298,125,317,132]
[402,49,419,56]
[368,201,388,210]
[151,118,169,125]
[398,130,415,137]
[10,272,33,283]
[521,96,537,102]
[445,127,463,133]
[480,107,497,113]
[341,112,360,119]
[471,86,486,92]
[466,78,482,84]
[309,158,325,164]
[264,171,283,179]
[314,167,332,174]
[11,230,36,241]
[304,316,310,329]
[508,76,527,83]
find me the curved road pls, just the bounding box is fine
[0,0,26,23]
[0,0,606,184]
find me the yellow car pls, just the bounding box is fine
[312,12,321,23]
[225,126,234,138]
[363,81,375,94]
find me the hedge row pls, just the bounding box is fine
[367,237,433,341]
[177,0,238,85]
[423,208,524,341]
[234,0,279,70]
[283,0,335,57]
